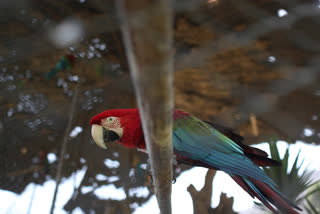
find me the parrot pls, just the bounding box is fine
[90,108,301,214]
[46,54,75,79]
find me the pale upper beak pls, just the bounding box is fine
[91,124,106,149]
[91,124,121,149]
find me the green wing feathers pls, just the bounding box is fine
[173,115,276,187]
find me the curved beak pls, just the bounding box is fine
[91,124,120,149]
[91,124,107,149]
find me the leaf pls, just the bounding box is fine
[303,185,320,200]
[281,148,289,178]
[262,140,318,210]
[305,198,319,214]
[305,180,320,192]
[269,140,280,161]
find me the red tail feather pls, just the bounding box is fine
[231,176,277,213]
[251,179,301,214]
[231,175,301,214]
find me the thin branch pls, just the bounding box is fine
[116,0,174,213]
[27,185,37,214]
[50,83,80,214]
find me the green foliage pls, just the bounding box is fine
[257,140,320,213]
[263,140,313,201]
[301,182,320,214]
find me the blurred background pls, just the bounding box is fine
[0,0,320,213]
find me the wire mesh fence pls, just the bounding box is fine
[0,0,320,213]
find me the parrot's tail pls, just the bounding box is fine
[231,175,301,214]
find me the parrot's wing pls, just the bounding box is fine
[173,116,276,187]
[204,120,244,145]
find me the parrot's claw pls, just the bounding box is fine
[146,160,154,187]
[146,158,152,176]
[172,177,176,184]
[172,154,178,184]
[172,154,178,166]
[146,156,178,185]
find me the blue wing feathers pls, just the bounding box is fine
[173,116,276,187]
[173,115,300,213]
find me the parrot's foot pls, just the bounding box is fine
[146,158,152,176]
[172,154,178,184]
[146,159,154,187]
[146,156,178,185]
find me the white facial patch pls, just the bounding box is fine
[101,117,123,139]
[101,117,120,128]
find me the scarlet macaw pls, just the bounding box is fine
[90,108,300,214]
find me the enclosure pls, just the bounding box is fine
[1,0,320,213]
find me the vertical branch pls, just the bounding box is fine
[27,185,37,214]
[116,0,174,213]
[50,84,80,214]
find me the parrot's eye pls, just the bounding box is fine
[107,117,116,122]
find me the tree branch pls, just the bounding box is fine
[115,0,174,213]
[50,83,80,214]
[188,169,216,214]
[187,169,236,214]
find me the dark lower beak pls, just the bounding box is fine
[103,129,120,143]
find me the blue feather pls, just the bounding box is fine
[173,116,276,187]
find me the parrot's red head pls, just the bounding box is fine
[90,108,145,150]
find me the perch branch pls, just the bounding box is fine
[116,0,174,213]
